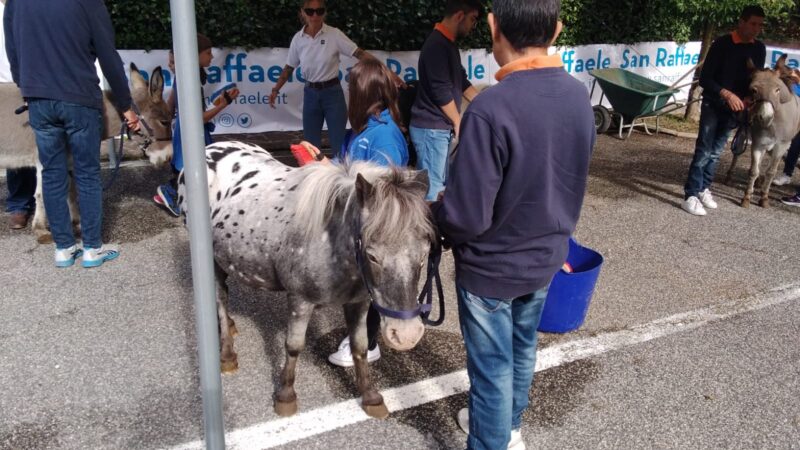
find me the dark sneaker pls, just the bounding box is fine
[780,194,800,207]
[9,211,29,230]
[155,183,181,217]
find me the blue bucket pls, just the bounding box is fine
[538,238,604,333]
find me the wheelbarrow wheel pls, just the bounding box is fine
[593,105,612,134]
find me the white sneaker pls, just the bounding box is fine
[698,189,718,209]
[55,244,83,268]
[681,196,707,216]
[508,429,525,450]
[82,245,120,268]
[456,408,526,449]
[772,173,792,186]
[327,336,380,367]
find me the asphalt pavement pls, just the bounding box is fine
[1,131,798,449]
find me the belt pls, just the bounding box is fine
[306,78,341,89]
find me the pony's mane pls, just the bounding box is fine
[294,160,436,244]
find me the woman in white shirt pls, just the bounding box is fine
[269,0,400,155]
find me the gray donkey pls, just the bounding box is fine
[726,54,800,208]
[0,63,173,242]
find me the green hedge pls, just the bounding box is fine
[109,0,488,50]
[108,0,792,50]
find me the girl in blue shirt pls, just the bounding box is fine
[295,58,409,367]
[297,57,409,167]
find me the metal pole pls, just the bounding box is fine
[168,1,225,448]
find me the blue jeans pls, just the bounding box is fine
[170,117,214,172]
[782,133,800,177]
[457,284,549,450]
[5,167,36,213]
[28,99,103,249]
[684,100,737,199]
[303,84,347,154]
[410,126,452,201]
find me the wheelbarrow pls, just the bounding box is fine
[589,67,700,139]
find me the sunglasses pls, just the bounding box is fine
[303,7,326,16]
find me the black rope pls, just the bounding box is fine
[418,240,445,327]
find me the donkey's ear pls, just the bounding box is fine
[746,58,757,73]
[780,84,792,104]
[355,173,375,206]
[407,169,429,198]
[149,66,165,101]
[129,62,147,90]
[776,53,788,71]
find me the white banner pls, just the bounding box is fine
[115,48,499,134]
[2,33,799,133]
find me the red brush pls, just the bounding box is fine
[291,144,318,166]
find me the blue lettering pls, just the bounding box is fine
[623,49,650,68]
[295,67,306,83]
[655,48,667,67]
[474,64,484,80]
[772,51,799,69]
[386,58,403,75]
[268,65,283,83]
[621,49,631,69]
[403,67,417,82]
[562,50,575,73]
[221,53,247,82]
[207,66,221,84]
[249,65,264,83]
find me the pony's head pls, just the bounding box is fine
[295,161,435,351]
[353,167,435,351]
[748,55,794,128]
[128,63,173,166]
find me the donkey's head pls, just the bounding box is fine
[747,55,795,127]
[129,63,173,166]
[354,168,435,351]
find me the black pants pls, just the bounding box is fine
[366,304,381,351]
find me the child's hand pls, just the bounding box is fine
[215,88,240,107]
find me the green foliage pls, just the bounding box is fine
[108,0,490,50]
[107,0,796,50]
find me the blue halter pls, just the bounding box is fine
[352,212,445,326]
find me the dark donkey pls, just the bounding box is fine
[726,54,800,207]
[178,141,435,419]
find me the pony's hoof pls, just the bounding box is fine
[36,232,53,244]
[220,359,238,374]
[740,198,750,208]
[362,402,389,419]
[275,399,298,417]
[759,198,770,208]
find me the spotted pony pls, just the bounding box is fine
[178,141,435,419]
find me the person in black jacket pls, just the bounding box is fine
[409,0,482,201]
[4,0,140,267]
[682,5,766,216]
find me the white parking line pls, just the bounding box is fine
[170,283,800,450]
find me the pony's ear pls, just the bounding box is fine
[149,66,165,102]
[129,62,147,91]
[355,173,374,207]
[407,169,429,198]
